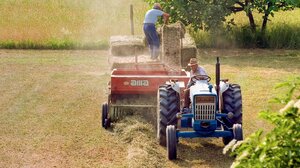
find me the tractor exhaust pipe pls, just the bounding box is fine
[216,57,220,97]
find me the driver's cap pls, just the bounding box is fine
[188,58,198,66]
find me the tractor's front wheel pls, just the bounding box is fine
[222,124,233,145]
[157,84,180,146]
[167,125,177,160]
[233,124,243,141]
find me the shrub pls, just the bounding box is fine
[224,77,300,168]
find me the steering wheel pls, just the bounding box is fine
[191,74,211,83]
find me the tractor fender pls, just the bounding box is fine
[171,82,180,93]
[219,81,230,94]
[167,81,185,94]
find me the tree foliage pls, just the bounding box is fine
[144,0,300,32]
[224,77,300,168]
[254,0,300,32]
[144,0,234,31]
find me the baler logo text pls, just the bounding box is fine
[130,80,149,86]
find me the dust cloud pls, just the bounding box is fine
[79,0,148,43]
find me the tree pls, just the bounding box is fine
[254,0,300,33]
[144,0,234,31]
[144,0,300,33]
[224,77,300,167]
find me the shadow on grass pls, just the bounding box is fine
[173,139,234,168]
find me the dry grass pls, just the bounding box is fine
[0,49,299,167]
[0,0,148,42]
[0,50,127,167]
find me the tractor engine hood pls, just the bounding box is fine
[190,81,217,101]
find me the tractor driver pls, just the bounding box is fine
[183,58,208,109]
[143,3,169,60]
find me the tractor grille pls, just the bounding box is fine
[195,103,216,120]
[194,96,216,120]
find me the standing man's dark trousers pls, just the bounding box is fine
[143,23,160,59]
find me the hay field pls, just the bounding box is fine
[1,0,299,49]
[0,0,148,44]
[0,49,299,167]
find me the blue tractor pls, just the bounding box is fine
[157,57,243,160]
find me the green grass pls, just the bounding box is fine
[192,8,300,49]
[0,49,299,167]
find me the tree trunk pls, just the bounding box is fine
[261,14,269,33]
[248,11,256,32]
[245,0,256,32]
[258,2,272,48]
[261,2,272,33]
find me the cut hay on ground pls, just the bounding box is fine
[113,115,165,168]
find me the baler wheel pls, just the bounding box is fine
[233,124,243,141]
[167,125,177,160]
[157,84,180,146]
[104,118,111,129]
[222,84,243,127]
[102,103,109,128]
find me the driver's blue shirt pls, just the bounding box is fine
[187,66,208,88]
[190,66,207,76]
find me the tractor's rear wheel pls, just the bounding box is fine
[157,84,180,146]
[167,125,177,160]
[222,84,243,127]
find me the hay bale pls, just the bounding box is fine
[161,22,197,68]
[161,23,183,68]
[110,35,145,56]
[181,33,197,67]
[108,54,156,70]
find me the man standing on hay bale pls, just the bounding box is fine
[143,3,169,60]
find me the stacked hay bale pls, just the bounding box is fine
[161,22,197,68]
[110,35,145,56]
[108,23,197,69]
[161,23,184,68]
[181,33,197,68]
[109,35,151,69]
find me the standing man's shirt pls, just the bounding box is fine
[144,9,164,24]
